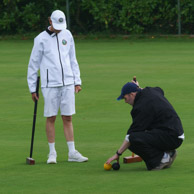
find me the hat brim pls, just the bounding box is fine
[117,95,123,101]
[52,22,67,30]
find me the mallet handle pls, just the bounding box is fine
[133,76,136,82]
[30,76,40,158]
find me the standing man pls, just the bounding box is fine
[106,81,184,170]
[27,10,88,164]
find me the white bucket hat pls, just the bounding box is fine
[51,10,67,30]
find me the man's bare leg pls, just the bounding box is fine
[62,115,88,162]
[61,115,74,141]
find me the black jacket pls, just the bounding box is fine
[127,87,184,137]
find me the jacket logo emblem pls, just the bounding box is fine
[62,39,67,45]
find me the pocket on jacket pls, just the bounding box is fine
[46,69,49,87]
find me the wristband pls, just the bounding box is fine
[116,151,122,156]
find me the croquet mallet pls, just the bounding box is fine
[123,152,143,163]
[26,76,40,165]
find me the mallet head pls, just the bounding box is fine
[26,157,35,165]
[123,155,142,163]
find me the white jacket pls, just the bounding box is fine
[27,28,81,93]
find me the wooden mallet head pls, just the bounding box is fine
[123,152,142,163]
[26,157,35,165]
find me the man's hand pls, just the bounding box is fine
[31,93,39,102]
[106,154,119,164]
[75,85,82,93]
[106,140,130,164]
[132,76,140,87]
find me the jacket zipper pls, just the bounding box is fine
[56,34,64,86]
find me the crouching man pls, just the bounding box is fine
[106,81,184,170]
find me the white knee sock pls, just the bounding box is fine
[67,141,75,153]
[48,142,56,154]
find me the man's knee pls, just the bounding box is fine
[47,116,56,123]
[62,115,72,123]
[129,132,147,145]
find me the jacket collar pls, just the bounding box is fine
[133,89,142,106]
[46,27,56,37]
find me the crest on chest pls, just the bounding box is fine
[62,39,67,45]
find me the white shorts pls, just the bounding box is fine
[41,85,75,117]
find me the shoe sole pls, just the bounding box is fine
[152,161,171,171]
[47,161,57,164]
[47,158,57,164]
[68,158,88,162]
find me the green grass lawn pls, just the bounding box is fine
[0,37,194,193]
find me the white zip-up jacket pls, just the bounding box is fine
[27,28,81,93]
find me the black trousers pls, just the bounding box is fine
[128,129,183,170]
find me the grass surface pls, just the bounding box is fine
[0,37,194,193]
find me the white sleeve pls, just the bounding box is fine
[27,36,43,93]
[69,34,81,86]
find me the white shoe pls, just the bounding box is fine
[161,152,170,163]
[47,152,57,164]
[68,150,88,162]
[152,152,172,170]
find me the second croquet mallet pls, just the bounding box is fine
[123,152,143,163]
